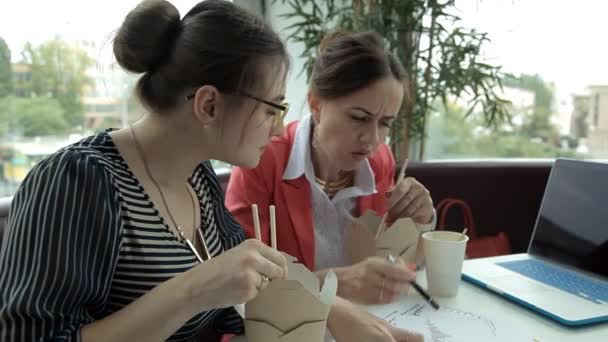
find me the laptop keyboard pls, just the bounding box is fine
[497,259,608,304]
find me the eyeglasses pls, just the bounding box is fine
[186,90,289,127]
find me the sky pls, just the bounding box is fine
[1,0,607,132]
[0,0,201,63]
[454,0,608,132]
[456,0,608,95]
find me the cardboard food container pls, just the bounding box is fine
[244,254,338,342]
[345,210,421,264]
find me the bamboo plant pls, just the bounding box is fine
[274,0,511,160]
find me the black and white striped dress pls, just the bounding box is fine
[0,132,245,341]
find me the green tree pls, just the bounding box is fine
[503,73,558,143]
[0,37,12,97]
[0,96,9,138]
[425,102,584,159]
[21,39,93,128]
[425,104,479,159]
[0,96,68,138]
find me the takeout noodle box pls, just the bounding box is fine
[245,253,337,342]
[345,210,421,264]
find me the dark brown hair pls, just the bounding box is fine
[311,30,405,99]
[113,0,289,112]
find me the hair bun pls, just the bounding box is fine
[114,0,181,73]
[318,30,349,54]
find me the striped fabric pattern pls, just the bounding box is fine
[0,132,245,341]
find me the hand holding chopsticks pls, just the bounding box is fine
[251,203,277,250]
[376,158,409,239]
[376,158,435,237]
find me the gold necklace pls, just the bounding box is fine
[129,126,210,262]
[315,172,353,197]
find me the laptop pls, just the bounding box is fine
[462,158,608,327]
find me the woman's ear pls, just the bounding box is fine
[307,90,322,125]
[192,85,220,126]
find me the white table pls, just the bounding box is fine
[401,270,608,342]
[233,270,607,341]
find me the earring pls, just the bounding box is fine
[312,125,321,149]
[202,123,210,129]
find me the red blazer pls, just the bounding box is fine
[225,120,395,270]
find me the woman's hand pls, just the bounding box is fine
[333,256,415,305]
[328,297,424,342]
[186,239,288,310]
[386,177,434,225]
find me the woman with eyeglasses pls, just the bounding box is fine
[226,31,436,307]
[0,1,422,341]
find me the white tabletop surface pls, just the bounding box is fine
[407,270,608,342]
[232,269,607,342]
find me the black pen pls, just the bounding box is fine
[410,280,440,310]
[387,255,440,310]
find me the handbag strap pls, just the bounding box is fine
[436,198,477,237]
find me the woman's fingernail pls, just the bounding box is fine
[408,263,417,271]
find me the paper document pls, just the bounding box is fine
[367,297,534,342]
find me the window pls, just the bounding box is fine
[267,1,608,162]
[0,0,231,198]
[423,0,608,161]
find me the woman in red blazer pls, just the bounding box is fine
[226,31,435,306]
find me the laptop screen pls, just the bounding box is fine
[529,159,608,279]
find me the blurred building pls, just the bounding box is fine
[579,86,608,158]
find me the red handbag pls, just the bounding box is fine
[436,198,511,259]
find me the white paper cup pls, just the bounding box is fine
[422,230,469,297]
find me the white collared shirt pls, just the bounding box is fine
[283,115,434,271]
